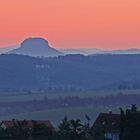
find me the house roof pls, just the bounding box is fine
[1,120,54,129]
[93,112,120,132]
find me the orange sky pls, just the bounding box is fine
[0,0,140,49]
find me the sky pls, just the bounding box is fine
[0,0,140,49]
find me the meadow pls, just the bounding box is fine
[0,89,138,126]
[0,89,140,102]
[0,106,120,126]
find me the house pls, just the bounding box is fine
[0,119,54,131]
[93,112,120,140]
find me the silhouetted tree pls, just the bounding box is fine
[57,116,71,140]
[90,124,105,140]
[70,119,83,139]
[120,104,140,140]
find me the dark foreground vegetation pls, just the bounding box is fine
[120,105,140,140]
[0,116,104,140]
[0,105,139,140]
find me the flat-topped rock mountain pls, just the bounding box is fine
[9,37,63,57]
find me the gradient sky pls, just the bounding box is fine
[0,0,140,49]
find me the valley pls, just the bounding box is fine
[0,89,139,125]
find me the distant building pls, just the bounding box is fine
[93,112,120,140]
[0,119,54,130]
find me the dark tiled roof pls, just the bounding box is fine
[1,120,54,129]
[93,113,120,132]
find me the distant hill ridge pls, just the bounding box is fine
[0,54,140,91]
[60,48,140,55]
[0,37,140,56]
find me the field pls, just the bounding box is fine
[0,106,120,126]
[0,89,140,102]
[0,89,138,126]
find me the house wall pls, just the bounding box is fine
[105,132,119,140]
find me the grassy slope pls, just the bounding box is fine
[0,89,140,102]
[0,106,120,126]
[0,89,136,126]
